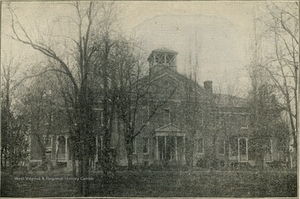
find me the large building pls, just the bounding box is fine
[28,48,287,169]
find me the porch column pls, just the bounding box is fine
[95,135,99,162]
[156,136,159,160]
[270,139,273,161]
[53,136,59,167]
[164,136,167,160]
[65,135,69,161]
[50,135,54,159]
[246,138,248,161]
[55,136,59,154]
[238,138,240,162]
[183,136,186,163]
[175,136,178,161]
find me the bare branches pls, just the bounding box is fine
[279,12,299,44]
[9,5,81,95]
[251,2,298,155]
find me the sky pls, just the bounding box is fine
[2,1,273,97]
[117,1,258,96]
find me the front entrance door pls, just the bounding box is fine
[229,137,248,162]
[166,137,175,161]
[57,136,66,160]
[239,138,248,162]
[157,136,184,165]
[158,136,176,161]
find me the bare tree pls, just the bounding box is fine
[1,54,29,173]
[251,2,298,167]
[113,41,178,168]
[7,2,120,195]
[247,6,292,169]
[20,69,67,170]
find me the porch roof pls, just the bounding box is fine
[155,124,182,132]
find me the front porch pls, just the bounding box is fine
[153,124,186,165]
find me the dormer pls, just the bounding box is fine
[147,48,178,72]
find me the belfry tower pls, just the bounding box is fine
[147,48,178,72]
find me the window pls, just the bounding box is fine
[130,107,136,125]
[142,138,149,154]
[155,53,165,65]
[163,108,171,124]
[229,137,238,156]
[230,137,248,161]
[95,110,104,126]
[265,139,272,162]
[196,138,204,154]
[266,139,272,154]
[100,111,104,126]
[158,137,165,160]
[43,135,52,148]
[96,136,104,153]
[43,135,52,155]
[241,114,249,129]
[166,136,175,160]
[239,138,247,155]
[141,106,149,124]
[100,136,103,151]
[50,111,54,122]
[198,111,204,126]
[218,139,225,155]
[248,138,255,161]
[166,54,176,66]
[132,138,136,154]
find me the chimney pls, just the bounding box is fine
[204,81,213,93]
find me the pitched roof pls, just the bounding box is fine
[214,93,247,108]
[155,123,182,132]
[138,66,208,95]
[151,47,178,54]
[147,48,178,61]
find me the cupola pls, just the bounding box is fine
[147,48,178,72]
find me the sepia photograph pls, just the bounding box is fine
[1,1,298,197]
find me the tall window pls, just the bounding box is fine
[241,114,249,128]
[43,135,52,148]
[266,139,272,154]
[132,138,136,154]
[130,107,136,125]
[158,137,165,160]
[265,139,272,162]
[141,106,149,124]
[229,137,238,156]
[196,138,204,154]
[95,110,103,126]
[142,138,149,154]
[163,108,170,125]
[99,111,104,126]
[218,139,225,155]
[50,111,54,122]
[166,136,175,160]
[239,138,247,156]
[199,112,204,126]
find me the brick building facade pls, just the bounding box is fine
[29,48,286,169]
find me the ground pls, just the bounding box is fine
[1,168,297,197]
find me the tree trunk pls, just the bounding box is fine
[2,147,7,169]
[82,154,90,196]
[126,138,133,169]
[103,125,112,178]
[102,39,110,179]
[79,137,84,195]
[72,149,77,177]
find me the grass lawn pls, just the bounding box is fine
[1,169,297,197]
